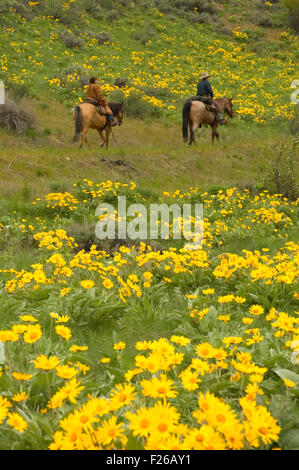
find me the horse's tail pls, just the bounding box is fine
[73,105,82,142]
[182,101,192,143]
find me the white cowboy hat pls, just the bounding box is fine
[200,72,212,79]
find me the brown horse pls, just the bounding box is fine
[182,97,234,145]
[73,101,124,149]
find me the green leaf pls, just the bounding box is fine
[273,368,299,385]
[279,428,299,450]
[30,373,50,397]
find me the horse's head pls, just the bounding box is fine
[116,102,124,126]
[224,98,234,118]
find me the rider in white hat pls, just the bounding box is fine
[196,72,227,125]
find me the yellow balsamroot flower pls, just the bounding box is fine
[0,407,9,425]
[202,288,215,295]
[80,280,94,289]
[179,368,201,391]
[124,367,142,382]
[53,314,70,323]
[249,374,264,384]
[234,296,247,304]
[48,379,84,409]
[245,383,264,399]
[113,341,126,351]
[0,330,19,342]
[23,324,42,344]
[135,340,152,351]
[249,305,265,316]
[49,312,60,320]
[0,396,12,412]
[55,325,72,341]
[218,315,231,323]
[152,400,181,433]
[143,271,153,281]
[170,335,190,346]
[12,324,27,334]
[246,333,264,346]
[218,294,235,303]
[97,415,127,448]
[125,407,154,438]
[74,362,90,375]
[102,278,114,289]
[20,315,38,322]
[222,336,243,347]
[12,372,33,381]
[69,345,88,353]
[242,317,254,325]
[7,412,28,433]
[60,287,71,297]
[283,379,296,388]
[34,355,60,370]
[100,357,111,364]
[12,392,28,402]
[183,424,226,451]
[195,342,218,359]
[109,383,137,411]
[56,365,79,380]
[141,373,178,399]
[242,405,281,447]
[191,307,209,320]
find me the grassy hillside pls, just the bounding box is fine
[0,0,297,123]
[0,0,297,199]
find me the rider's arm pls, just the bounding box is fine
[93,84,107,105]
[207,81,214,98]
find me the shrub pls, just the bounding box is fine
[282,0,299,31]
[259,140,299,201]
[132,26,156,44]
[290,106,299,136]
[61,31,84,48]
[197,11,213,24]
[114,77,130,88]
[256,14,274,27]
[57,66,90,89]
[7,83,31,99]
[105,9,120,21]
[138,85,175,100]
[9,1,34,20]
[89,31,113,45]
[0,93,35,134]
[108,89,163,119]
[44,0,84,26]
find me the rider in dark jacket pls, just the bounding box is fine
[196,72,227,125]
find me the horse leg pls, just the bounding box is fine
[105,125,111,149]
[80,127,90,149]
[189,121,198,146]
[97,129,105,147]
[211,122,219,143]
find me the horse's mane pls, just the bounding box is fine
[108,102,123,115]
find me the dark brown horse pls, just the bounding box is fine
[182,97,234,145]
[73,101,124,149]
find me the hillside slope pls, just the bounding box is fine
[0,0,298,199]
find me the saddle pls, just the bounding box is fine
[187,95,215,112]
[84,99,106,115]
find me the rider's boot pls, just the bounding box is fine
[107,114,117,127]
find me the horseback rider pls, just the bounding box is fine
[196,72,227,125]
[85,76,117,127]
